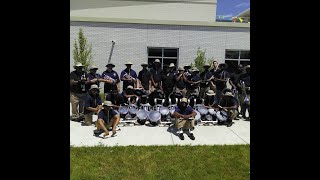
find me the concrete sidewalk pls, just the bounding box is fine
[70,119,250,147]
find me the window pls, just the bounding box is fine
[225,50,250,73]
[148,47,179,70]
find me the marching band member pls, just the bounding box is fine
[101,62,120,98]
[137,62,152,95]
[199,63,214,99]
[175,67,187,97]
[120,61,137,91]
[173,98,197,140]
[70,62,90,121]
[150,59,163,92]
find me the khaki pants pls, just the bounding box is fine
[176,118,195,130]
[84,112,94,126]
[70,92,87,118]
[227,109,238,121]
[199,86,210,99]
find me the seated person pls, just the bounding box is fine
[122,85,137,104]
[173,98,197,140]
[203,90,216,108]
[106,89,125,110]
[93,101,120,138]
[83,84,103,126]
[218,90,238,127]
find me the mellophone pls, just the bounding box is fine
[116,89,229,126]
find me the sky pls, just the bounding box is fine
[216,0,250,20]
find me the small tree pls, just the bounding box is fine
[193,48,215,73]
[73,28,93,71]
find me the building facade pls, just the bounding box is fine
[70,0,250,91]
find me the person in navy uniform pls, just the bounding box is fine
[83,84,103,126]
[70,62,90,121]
[101,62,120,97]
[219,89,238,127]
[137,62,152,95]
[173,98,197,140]
[120,61,138,91]
[93,101,120,138]
[87,65,102,87]
[199,63,213,99]
[150,59,163,92]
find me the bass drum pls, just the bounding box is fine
[216,110,228,122]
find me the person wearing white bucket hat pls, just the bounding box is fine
[94,101,120,138]
[218,89,238,127]
[120,61,138,91]
[70,62,90,121]
[101,62,120,97]
[173,98,197,140]
[203,90,216,108]
[83,84,103,126]
[87,65,102,88]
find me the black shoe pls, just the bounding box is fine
[188,133,195,140]
[93,129,104,136]
[226,122,233,127]
[178,133,184,140]
[234,117,240,120]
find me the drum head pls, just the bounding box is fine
[137,110,148,120]
[194,110,201,120]
[198,107,208,115]
[160,106,169,116]
[205,114,213,121]
[119,106,128,114]
[216,111,227,121]
[208,108,216,115]
[148,111,161,122]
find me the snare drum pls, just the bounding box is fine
[119,106,128,115]
[216,110,228,121]
[194,110,201,121]
[197,106,208,115]
[128,104,138,114]
[208,108,217,116]
[159,106,170,116]
[168,105,176,117]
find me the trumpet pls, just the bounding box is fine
[104,74,116,84]
[124,67,136,83]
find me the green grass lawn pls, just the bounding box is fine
[70,145,250,180]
